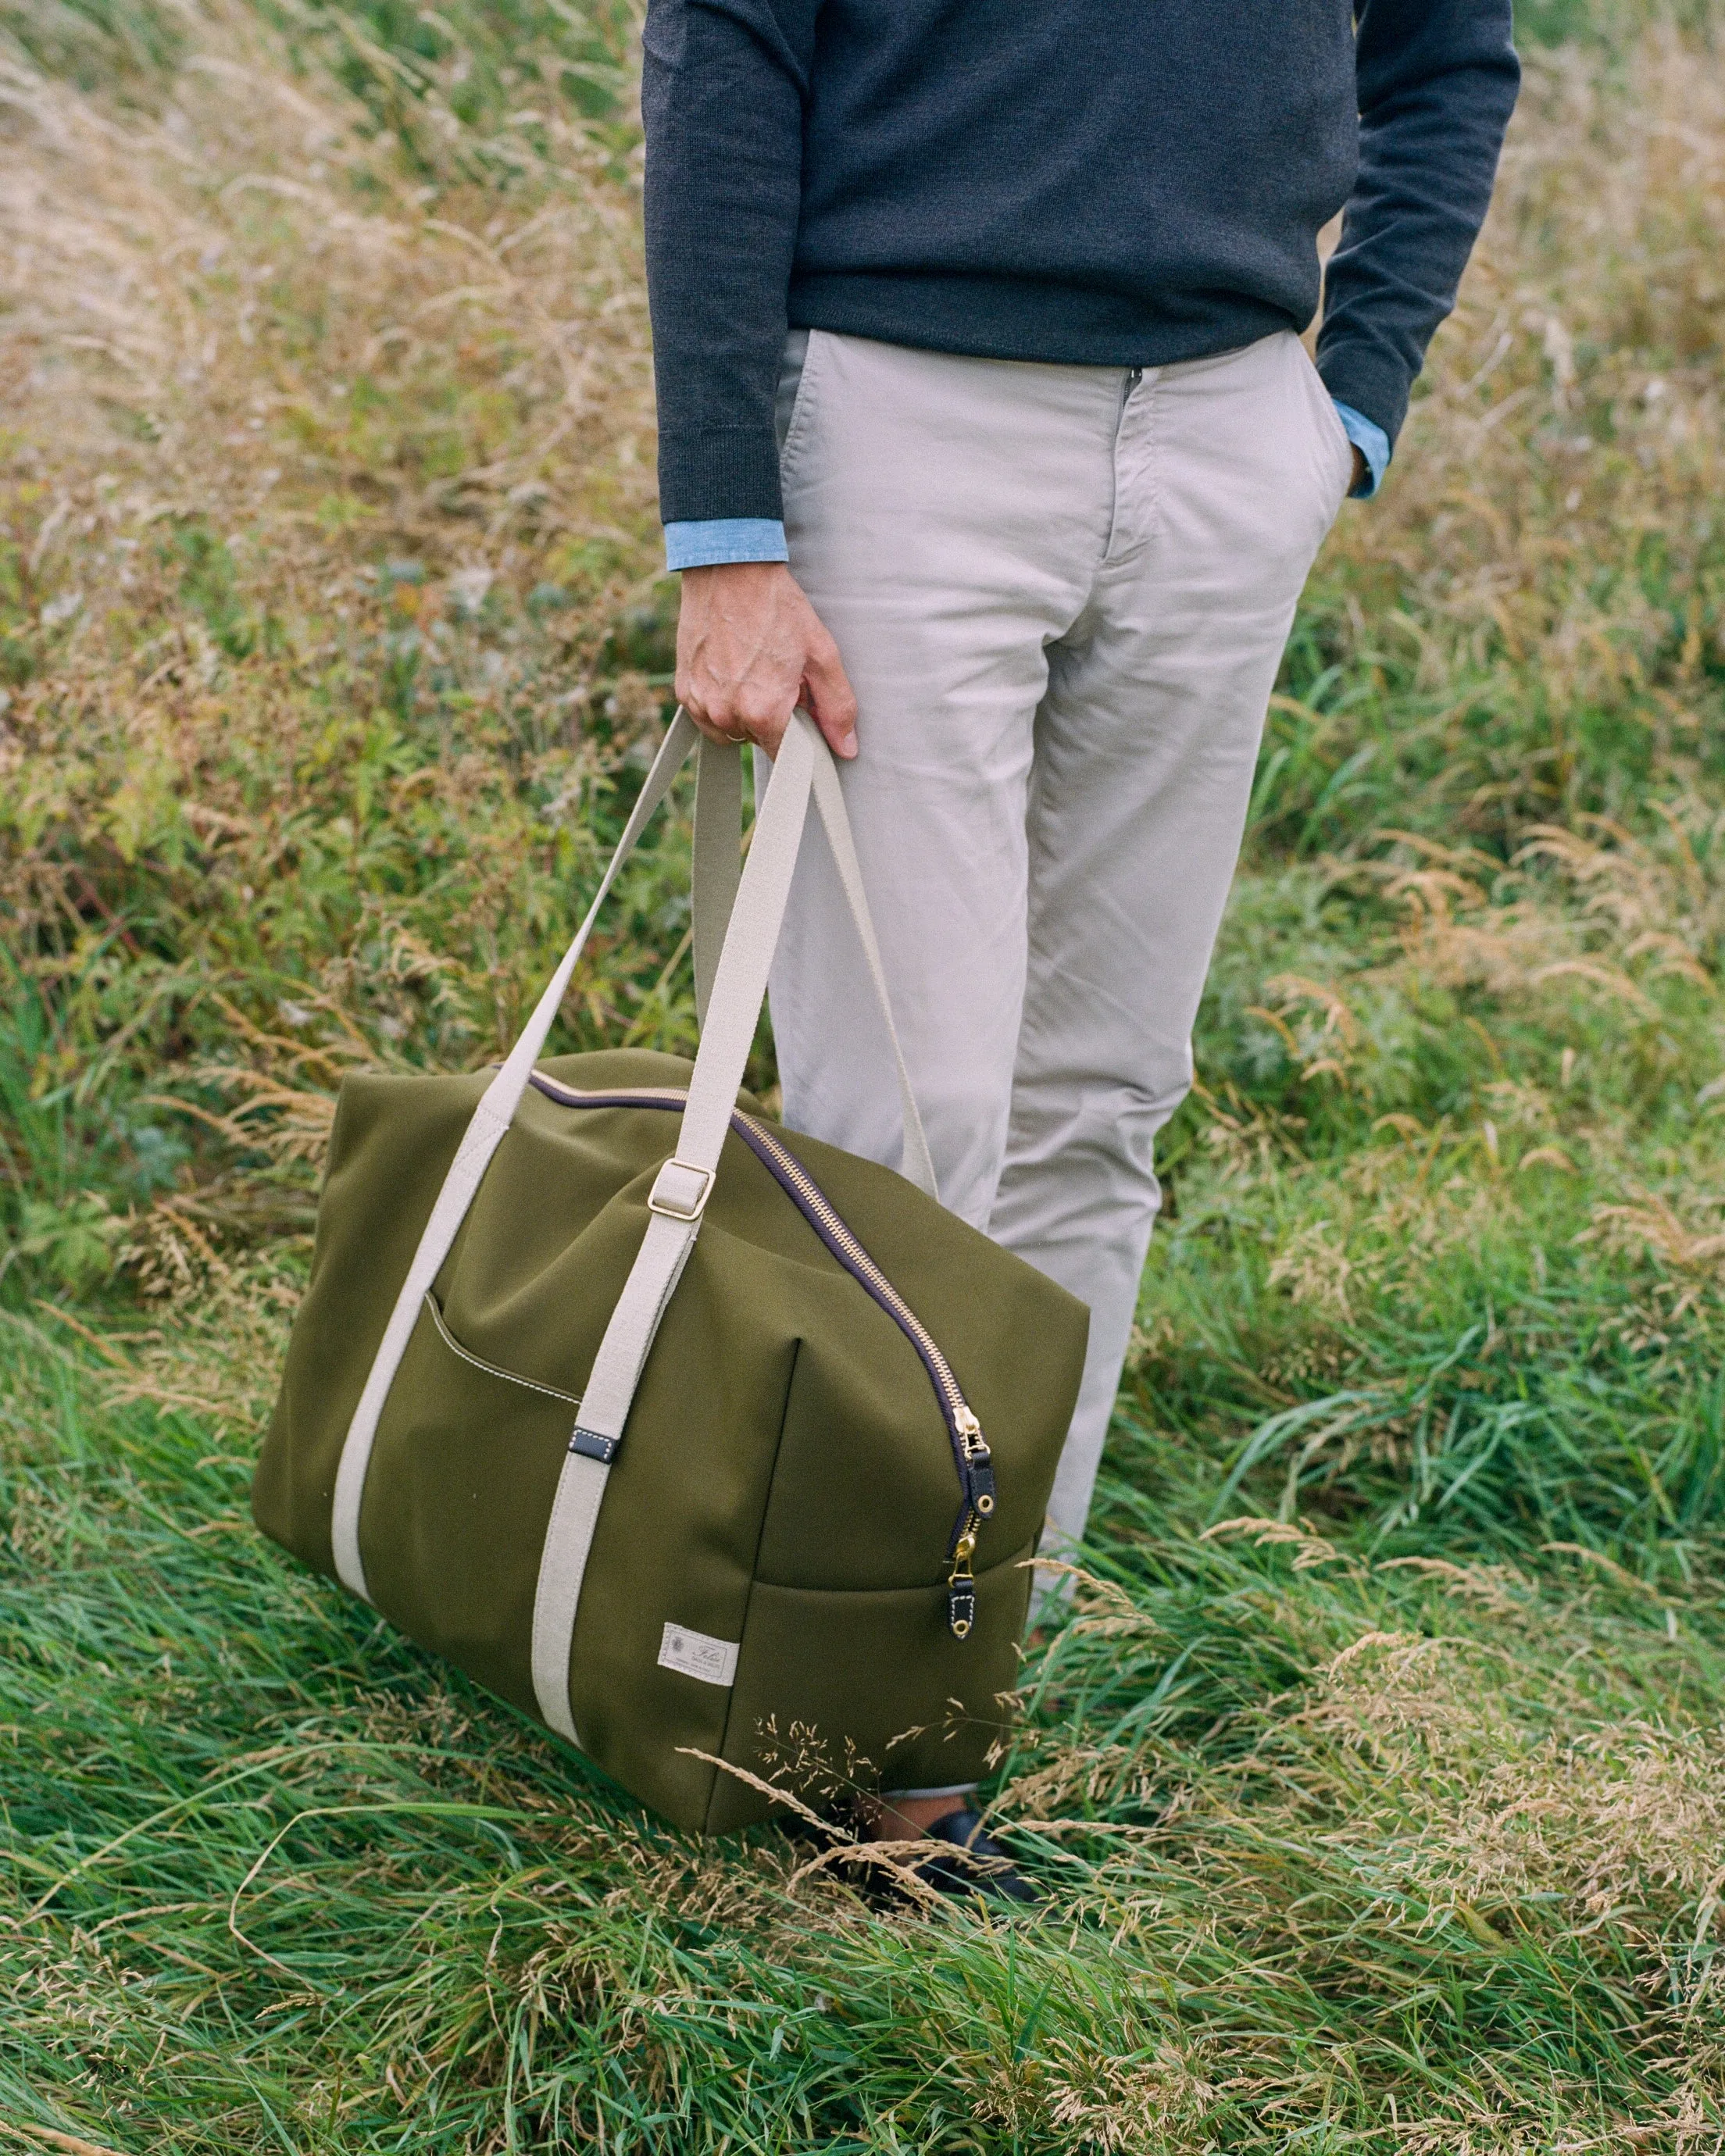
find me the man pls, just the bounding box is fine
[641,0,1518,1875]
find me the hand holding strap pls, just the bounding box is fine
[688,729,935,1198]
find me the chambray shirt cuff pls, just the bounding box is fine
[664,518,790,571]
[1331,401,1391,499]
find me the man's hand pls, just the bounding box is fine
[1351,444,1367,495]
[676,561,858,760]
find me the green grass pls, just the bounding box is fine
[6,1307,1724,2150]
[4,0,1725,2147]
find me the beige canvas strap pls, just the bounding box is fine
[530,716,830,1737]
[805,742,938,1201]
[332,712,934,1658]
[529,717,939,1740]
[690,738,742,1030]
[691,736,935,1200]
[330,710,704,1603]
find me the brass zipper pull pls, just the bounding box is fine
[947,1520,978,1640]
[955,1408,996,1519]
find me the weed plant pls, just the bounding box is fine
[3,0,1725,2148]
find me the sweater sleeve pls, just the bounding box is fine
[1316,0,1520,448]
[641,0,818,525]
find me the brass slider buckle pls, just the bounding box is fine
[647,1157,714,1222]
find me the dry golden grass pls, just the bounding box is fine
[1323,28,1725,767]
[0,2,655,632]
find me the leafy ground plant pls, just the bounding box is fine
[3,0,1725,2149]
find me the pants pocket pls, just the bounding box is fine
[1294,340,1355,511]
[776,327,823,482]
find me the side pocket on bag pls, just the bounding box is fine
[705,1547,1034,1833]
[421,1292,581,1408]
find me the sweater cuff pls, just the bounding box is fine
[664,519,790,572]
[656,425,785,527]
[1331,402,1391,499]
[1313,341,1412,462]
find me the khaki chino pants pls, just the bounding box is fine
[766,327,1353,1557]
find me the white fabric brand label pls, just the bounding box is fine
[657,1622,739,1688]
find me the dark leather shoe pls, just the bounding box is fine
[907,1807,1041,1905]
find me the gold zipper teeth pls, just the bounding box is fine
[743,1119,995,1603]
[528,1080,972,1409]
[529,1076,989,1622]
[745,1121,972,1421]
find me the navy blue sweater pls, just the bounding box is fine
[642,0,1519,527]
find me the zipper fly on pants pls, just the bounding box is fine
[1102,366,1147,561]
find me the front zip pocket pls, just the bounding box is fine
[731,1115,995,1640]
[528,1075,994,1637]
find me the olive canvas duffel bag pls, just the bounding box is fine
[254,709,1088,1833]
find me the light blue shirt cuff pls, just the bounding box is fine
[664,519,789,571]
[1331,402,1390,499]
